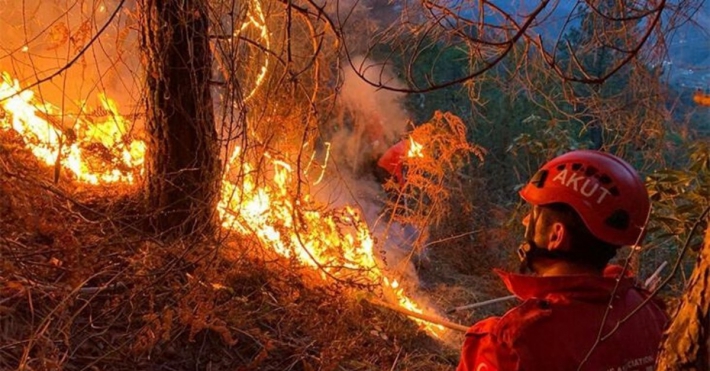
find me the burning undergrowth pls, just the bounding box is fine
[0,48,525,368]
[0,92,526,370]
[0,1,520,368]
[0,131,459,370]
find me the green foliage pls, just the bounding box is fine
[506,116,593,190]
[647,141,710,251]
[369,39,472,124]
[368,9,706,292]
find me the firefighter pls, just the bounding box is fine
[457,150,668,371]
[374,138,428,263]
[375,139,407,186]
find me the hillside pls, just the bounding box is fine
[0,129,514,370]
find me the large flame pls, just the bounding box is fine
[0,73,145,184]
[0,1,446,338]
[217,147,445,336]
[0,73,446,337]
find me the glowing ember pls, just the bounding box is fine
[237,0,270,101]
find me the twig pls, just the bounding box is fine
[445,295,517,314]
[390,347,402,371]
[368,299,469,333]
[0,0,127,104]
[643,260,668,290]
[423,229,482,249]
[77,283,127,295]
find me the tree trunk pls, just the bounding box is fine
[657,226,710,370]
[140,0,220,239]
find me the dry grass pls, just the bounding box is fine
[0,131,474,370]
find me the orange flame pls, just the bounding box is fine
[217,146,445,336]
[0,75,447,337]
[693,89,710,106]
[0,73,145,184]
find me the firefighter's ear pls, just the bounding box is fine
[547,222,569,251]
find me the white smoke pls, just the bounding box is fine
[317,55,421,283]
[332,55,410,176]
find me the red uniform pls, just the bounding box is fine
[377,139,407,184]
[457,266,668,371]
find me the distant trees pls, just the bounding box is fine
[342,1,689,193]
[352,1,700,87]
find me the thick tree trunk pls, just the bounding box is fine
[657,226,710,370]
[140,0,220,239]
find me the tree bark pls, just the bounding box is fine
[657,226,710,370]
[140,0,220,239]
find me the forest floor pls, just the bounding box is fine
[0,131,516,370]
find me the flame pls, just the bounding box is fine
[0,73,145,184]
[0,73,447,337]
[0,1,448,336]
[407,137,424,158]
[218,146,445,336]
[693,89,710,106]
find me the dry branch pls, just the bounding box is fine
[368,298,469,333]
[445,295,517,314]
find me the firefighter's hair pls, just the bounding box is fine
[540,203,618,271]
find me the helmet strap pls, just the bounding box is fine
[518,206,541,273]
[517,241,536,274]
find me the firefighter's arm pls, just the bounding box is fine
[457,318,519,371]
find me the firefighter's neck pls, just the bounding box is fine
[529,221,603,276]
[531,258,602,277]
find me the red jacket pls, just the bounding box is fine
[377,139,407,184]
[457,266,668,371]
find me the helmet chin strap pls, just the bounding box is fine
[518,208,540,273]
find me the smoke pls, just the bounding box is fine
[342,56,410,134]
[0,0,143,129]
[331,55,410,176]
[317,55,423,284]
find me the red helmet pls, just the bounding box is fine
[519,150,650,246]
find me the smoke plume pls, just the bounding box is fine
[319,55,422,283]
